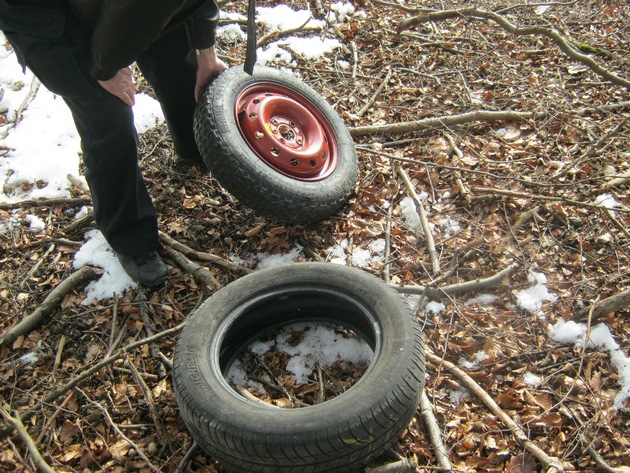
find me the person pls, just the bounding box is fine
[0,0,228,287]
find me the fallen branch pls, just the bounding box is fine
[0,196,92,211]
[356,67,393,117]
[395,164,440,275]
[602,168,630,190]
[574,288,630,322]
[126,356,166,441]
[176,441,199,473]
[364,459,417,473]
[371,0,431,14]
[444,134,471,204]
[0,265,103,346]
[425,350,565,473]
[390,262,518,300]
[81,390,161,473]
[257,21,321,48]
[159,231,252,275]
[162,245,222,291]
[0,404,56,473]
[472,186,630,214]
[20,243,56,288]
[419,391,452,471]
[350,109,533,137]
[0,77,40,140]
[586,445,630,473]
[397,7,630,90]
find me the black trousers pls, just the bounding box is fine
[5,12,201,257]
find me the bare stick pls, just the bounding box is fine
[20,243,56,288]
[0,197,92,211]
[159,231,252,275]
[604,208,630,240]
[444,134,471,204]
[383,204,393,283]
[83,393,161,473]
[574,288,630,322]
[554,119,627,178]
[397,7,630,89]
[176,441,199,473]
[371,0,430,13]
[390,262,518,299]
[603,169,630,190]
[35,391,75,446]
[350,109,534,137]
[236,385,282,408]
[472,186,630,214]
[364,459,417,473]
[0,404,56,473]
[350,40,358,79]
[0,77,40,140]
[395,164,440,275]
[1,265,103,346]
[425,351,564,472]
[136,289,169,375]
[257,21,321,47]
[357,68,393,117]
[126,356,165,441]
[52,335,66,373]
[162,245,222,291]
[585,445,630,473]
[419,391,452,471]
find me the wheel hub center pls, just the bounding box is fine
[236,90,331,178]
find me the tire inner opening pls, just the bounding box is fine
[216,289,379,407]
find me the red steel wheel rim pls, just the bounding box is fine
[235,82,340,181]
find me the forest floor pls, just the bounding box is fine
[1,0,629,472]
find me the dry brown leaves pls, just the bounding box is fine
[1,0,629,472]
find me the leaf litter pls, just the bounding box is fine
[1,0,629,471]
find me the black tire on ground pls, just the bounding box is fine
[193,66,358,224]
[173,262,426,473]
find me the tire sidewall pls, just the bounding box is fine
[195,66,358,205]
[174,263,423,437]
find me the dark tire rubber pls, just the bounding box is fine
[173,262,425,473]
[193,66,358,224]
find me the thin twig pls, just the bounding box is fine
[53,335,66,373]
[390,262,518,299]
[351,109,534,137]
[397,7,630,89]
[162,245,221,291]
[159,231,252,275]
[34,391,75,446]
[472,186,630,214]
[0,404,56,473]
[20,243,56,288]
[357,67,393,117]
[425,350,564,472]
[81,391,161,473]
[395,164,441,275]
[0,265,103,346]
[176,441,199,473]
[419,391,452,471]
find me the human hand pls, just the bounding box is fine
[195,47,228,102]
[97,67,136,106]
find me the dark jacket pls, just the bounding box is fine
[0,0,219,80]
